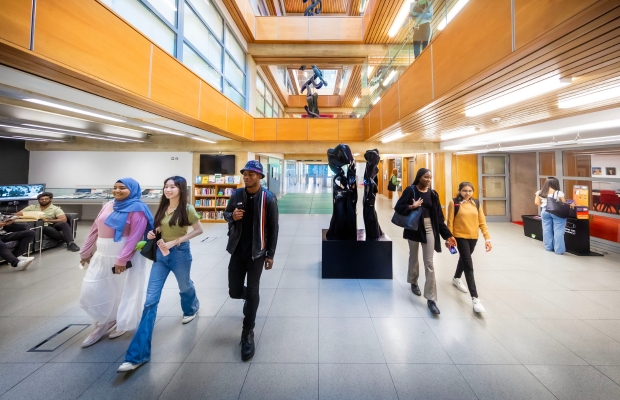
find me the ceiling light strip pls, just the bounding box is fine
[23,99,126,122]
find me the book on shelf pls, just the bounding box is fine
[195,176,202,184]
[201,176,209,184]
[208,175,216,183]
[200,211,225,220]
[233,175,241,184]
[226,176,234,184]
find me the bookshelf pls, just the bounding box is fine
[193,182,240,223]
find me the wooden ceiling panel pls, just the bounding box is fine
[283,0,350,14]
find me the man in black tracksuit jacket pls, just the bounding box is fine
[224,160,279,361]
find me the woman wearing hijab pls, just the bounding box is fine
[79,178,154,347]
[395,168,457,315]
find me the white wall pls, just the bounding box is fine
[29,151,193,188]
[592,155,620,177]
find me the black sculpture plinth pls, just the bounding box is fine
[322,229,392,279]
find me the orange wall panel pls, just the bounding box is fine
[255,17,278,41]
[278,17,309,41]
[277,118,307,140]
[317,96,330,108]
[340,18,363,41]
[515,0,598,49]
[255,119,277,141]
[432,0,512,98]
[200,82,227,130]
[308,119,338,141]
[309,17,340,41]
[399,50,433,118]
[151,47,200,118]
[243,113,254,140]
[339,119,363,141]
[226,102,245,137]
[0,0,32,48]
[368,103,381,137]
[363,115,370,140]
[381,84,400,130]
[452,154,479,194]
[34,0,151,97]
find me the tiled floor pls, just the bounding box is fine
[2,192,620,399]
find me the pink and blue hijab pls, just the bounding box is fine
[104,178,155,242]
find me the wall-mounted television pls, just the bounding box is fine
[0,184,45,202]
[199,154,235,175]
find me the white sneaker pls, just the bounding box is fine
[452,277,468,293]
[14,256,35,271]
[472,297,486,313]
[81,320,116,347]
[182,310,198,324]
[117,362,145,373]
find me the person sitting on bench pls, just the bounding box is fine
[17,192,80,252]
[0,214,36,270]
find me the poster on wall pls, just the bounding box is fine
[607,167,617,176]
[592,167,602,176]
[573,185,589,207]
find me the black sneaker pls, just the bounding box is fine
[427,300,440,315]
[240,327,255,361]
[67,242,80,252]
[411,284,421,296]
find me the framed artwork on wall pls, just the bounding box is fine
[592,167,602,176]
[607,167,617,176]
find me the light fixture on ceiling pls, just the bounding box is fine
[22,124,91,135]
[389,1,414,37]
[20,123,142,142]
[368,65,375,78]
[558,85,620,109]
[353,153,360,156]
[191,136,217,143]
[382,70,397,87]
[0,134,66,142]
[437,0,470,30]
[465,76,572,117]
[353,97,360,107]
[140,125,186,136]
[381,131,405,143]
[23,99,126,122]
[440,126,479,141]
[455,134,620,153]
[359,0,369,14]
[372,96,381,105]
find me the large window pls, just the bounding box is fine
[256,76,282,118]
[103,0,247,109]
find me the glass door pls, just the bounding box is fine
[479,154,510,222]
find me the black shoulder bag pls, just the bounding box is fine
[140,231,161,261]
[391,186,423,231]
[545,191,571,218]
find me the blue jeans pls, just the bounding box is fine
[541,210,566,254]
[124,242,199,364]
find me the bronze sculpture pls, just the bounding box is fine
[303,0,322,16]
[300,65,326,118]
[363,149,383,239]
[326,144,357,240]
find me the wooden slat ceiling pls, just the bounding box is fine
[370,5,620,143]
[364,0,408,43]
[342,65,362,107]
[283,0,350,14]
[349,0,362,16]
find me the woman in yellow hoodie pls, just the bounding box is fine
[446,182,492,313]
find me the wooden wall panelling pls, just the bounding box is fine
[35,0,151,97]
[255,118,277,141]
[283,0,348,14]
[340,18,364,41]
[433,153,446,208]
[277,118,307,140]
[226,102,245,137]
[368,101,381,137]
[278,17,309,41]
[452,154,479,194]
[243,113,254,140]
[398,49,433,118]
[255,17,278,41]
[431,0,512,98]
[0,0,32,48]
[380,83,400,130]
[150,47,200,117]
[308,118,338,141]
[200,82,227,130]
[317,96,330,108]
[338,118,363,141]
[363,114,370,140]
[309,17,340,41]
[515,0,599,49]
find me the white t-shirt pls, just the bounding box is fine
[536,190,565,208]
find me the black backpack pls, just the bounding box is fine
[453,198,480,217]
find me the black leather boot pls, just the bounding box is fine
[240,327,255,361]
[427,300,440,315]
[411,284,421,296]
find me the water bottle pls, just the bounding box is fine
[449,245,458,255]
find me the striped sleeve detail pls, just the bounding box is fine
[260,192,267,250]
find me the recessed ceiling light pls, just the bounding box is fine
[440,126,479,141]
[372,97,381,105]
[388,1,414,37]
[558,86,620,108]
[140,125,186,136]
[23,99,126,122]
[22,124,90,135]
[382,70,397,87]
[381,132,405,143]
[191,136,216,143]
[437,0,470,30]
[353,97,360,107]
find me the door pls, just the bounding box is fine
[479,154,510,222]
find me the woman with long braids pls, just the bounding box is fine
[395,168,457,315]
[446,182,492,313]
[118,176,203,372]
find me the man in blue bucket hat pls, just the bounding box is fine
[224,160,279,361]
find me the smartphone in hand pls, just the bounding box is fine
[111,261,133,273]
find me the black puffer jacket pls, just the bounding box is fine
[224,187,279,260]
[394,185,453,253]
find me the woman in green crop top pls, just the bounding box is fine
[119,176,203,372]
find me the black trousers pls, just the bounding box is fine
[454,238,479,298]
[228,251,265,329]
[42,222,74,244]
[0,231,35,266]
